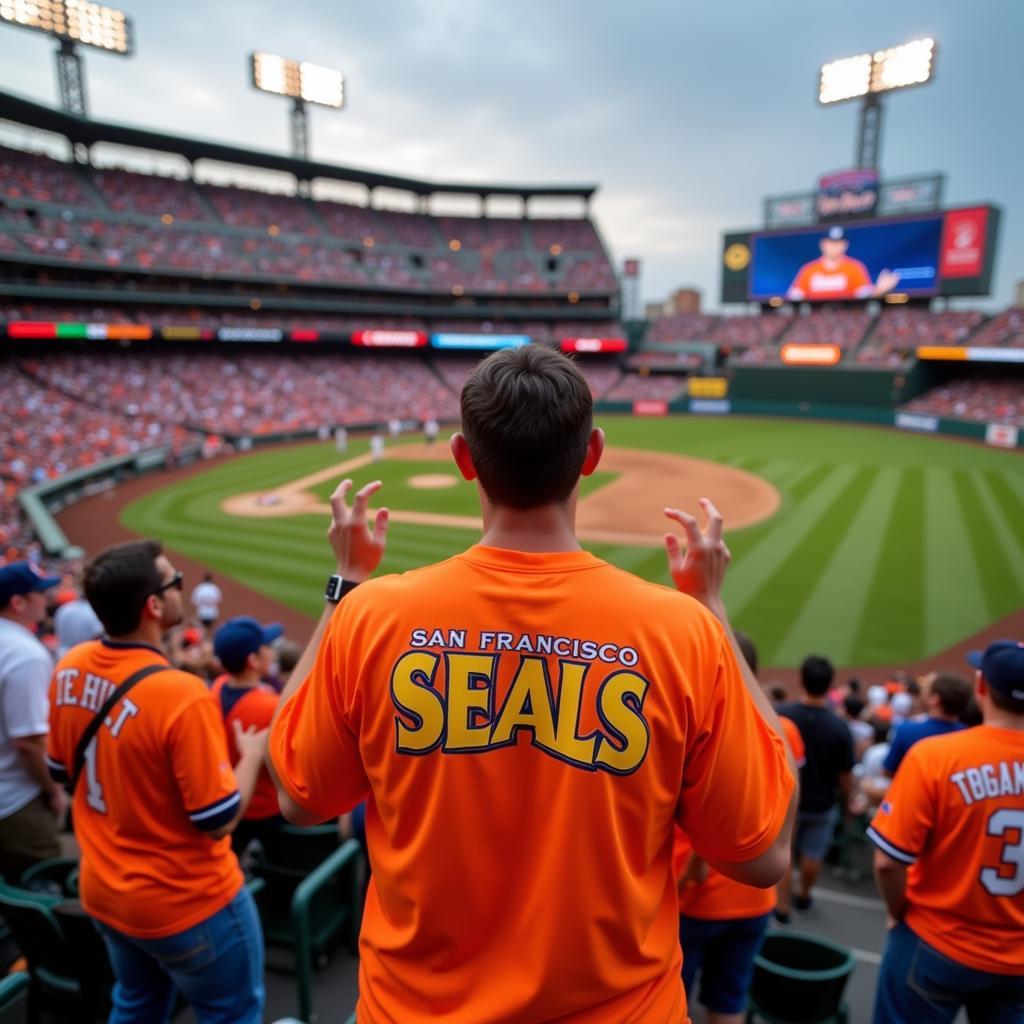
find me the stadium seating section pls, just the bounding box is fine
[900,378,1024,426]
[0,146,616,295]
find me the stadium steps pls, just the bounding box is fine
[963,313,995,345]
[850,313,880,358]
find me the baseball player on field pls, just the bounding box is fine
[268,346,796,1023]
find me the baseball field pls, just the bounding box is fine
[116,415,1024,669]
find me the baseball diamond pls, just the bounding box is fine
[97,415,1024,671]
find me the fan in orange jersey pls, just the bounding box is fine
[786,226,900,302]
[47,540,268,1024]
[673,630,806,1024]
[210,616,284,856]
[869,640,1024,1023]
[269,346,797,1024]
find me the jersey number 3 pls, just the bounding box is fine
[83,737,108,814]
[980,809,1024,897]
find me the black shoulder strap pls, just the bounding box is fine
[68,664,170,795]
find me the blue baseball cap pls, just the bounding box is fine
[967,641,1024,706]
[0,561,62,606]
[213,616,283,674]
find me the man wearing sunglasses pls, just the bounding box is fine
[46,539,267,1024]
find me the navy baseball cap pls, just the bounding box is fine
[0,561,62,606]
[967,641,1024,706]
[214,616,283,673]
[827,226,846,241]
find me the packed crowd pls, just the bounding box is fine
[970,307,1024,348]
[783,308,872,349]
[0,146,617,294]
[604,371,686,402]
[0,345,1020,1024]
[901,377,1024,426]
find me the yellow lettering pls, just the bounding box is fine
[444,653,497,751]
[491,657,557,749]
[595,671,650,774]
[550,661,597,766]
[391,651,445,754]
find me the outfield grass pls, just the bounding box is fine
[120,417,1024,668]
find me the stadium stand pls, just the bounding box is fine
[783,308,873,349]
[968,307,1024,347]
[603,372,687,403]
[900,377,1024,425]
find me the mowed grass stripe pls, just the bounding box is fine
[771,467,900,667]
[737,466,879,665]
[971,473,1024,609]
[952,470,1023,619]
[922,469,988,655]
[984,471,1024,556]
[723,464,858,613]
[851,468,925,664]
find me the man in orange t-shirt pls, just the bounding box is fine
[674,631,806,1024]
[47,540,268,1024]
[786,226,899,302]
[869,640,1024,1023]
[269,346,796,1024]
[211,615,283,855]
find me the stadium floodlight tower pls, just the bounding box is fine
[818,37,935,171]
[0,0,133,116]
[250,51,344,160]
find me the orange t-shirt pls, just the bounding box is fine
[867,725,1024,974]
[210,676,280,821]
[791,255,871,300]
[46,640,243,939]
[270,545,795,1023]
[675,715,805,920]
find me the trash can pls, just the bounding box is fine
[747,930,855,1024]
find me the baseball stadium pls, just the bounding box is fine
[0,5,1021,1024]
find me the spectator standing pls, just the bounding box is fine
[46,541,267,1023]
[334,426,348,454]
[778,655,854,919]
[190,572,223,630]
[211,616,284,856]
[268,347,796,1023]
[883,672,972,777]
[53,598,104,659]
[0,562,65,880]
[675,631,806,1024]
[424,417,439,446]
[869,641,1024,1021]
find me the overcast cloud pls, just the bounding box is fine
[0,0,1020,309]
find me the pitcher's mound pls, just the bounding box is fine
[408,473,459,490]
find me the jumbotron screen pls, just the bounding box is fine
[721,206,999,304]
[750,217,943,302]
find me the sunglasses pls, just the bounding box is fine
[151,571,184,597]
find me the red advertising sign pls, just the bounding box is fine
[623,259,641,278]
[939,206,988,279]
[351,330,428,348]
[632,400,668,416]
[560,337,627,354]
[7,321,55,338]
[290,329,320,342]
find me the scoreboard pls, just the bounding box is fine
[721,205,1000,305]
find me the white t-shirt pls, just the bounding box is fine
[0,617,53,818]
[190,581,223,622]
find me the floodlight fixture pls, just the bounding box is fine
[250,51,345,159]
[0,0,133,53]
[818,38,936,171]
[818,38,935,104]
[0,0,134,115]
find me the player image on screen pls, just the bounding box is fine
[787,226,901,301]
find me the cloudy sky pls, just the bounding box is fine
[0,0,1021,309]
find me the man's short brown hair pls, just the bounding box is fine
[460,346,593,510]
[929,673,973,719]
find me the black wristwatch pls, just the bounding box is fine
[325,575,361,604]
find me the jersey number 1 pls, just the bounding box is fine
[980,809,1024,897]
[83,737,107,814]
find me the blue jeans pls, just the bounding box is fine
[794,806,839,861]
[874,921,1024,1024]
[95,886,264,1024]
[680,912,771,1015]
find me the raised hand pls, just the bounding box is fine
[233,720,269,760]
[328,478,390,583]
[663,498,731,611]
